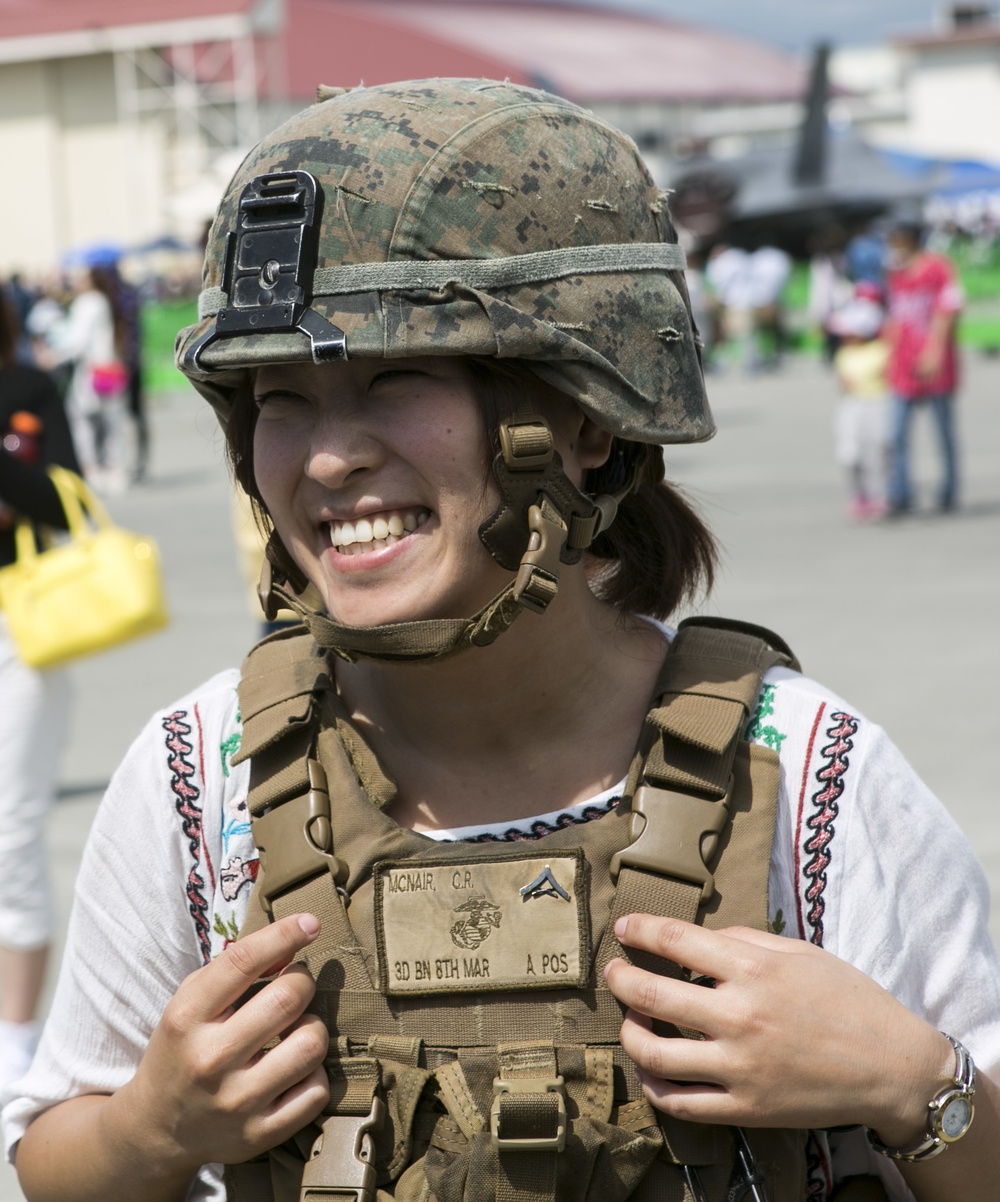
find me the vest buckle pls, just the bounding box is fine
[254,759,349,916]
[491,1075,567,1152]
[609,782,732,904]
[300,1096,384,1201]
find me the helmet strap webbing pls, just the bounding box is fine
[256,415,633,664]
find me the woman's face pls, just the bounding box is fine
[252,356,516,628]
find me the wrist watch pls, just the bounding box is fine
[868,1034,976,1162]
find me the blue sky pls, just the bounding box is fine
[597,0,945,52]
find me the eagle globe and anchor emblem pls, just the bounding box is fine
[448,865,572,950]
[450,895,502,950]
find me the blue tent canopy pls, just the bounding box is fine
[877,149,1000,197]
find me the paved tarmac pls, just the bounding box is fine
[2,351,999,1198]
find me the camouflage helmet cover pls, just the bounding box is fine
[176,77,713,445]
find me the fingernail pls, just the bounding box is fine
[614,916,629,938]
[298,914,320,938]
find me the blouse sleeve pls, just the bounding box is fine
[0,684,237,1201]
[829,724,1000,1071]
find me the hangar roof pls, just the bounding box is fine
[0,0,806,103]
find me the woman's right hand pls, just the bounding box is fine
[111,912,330,1178]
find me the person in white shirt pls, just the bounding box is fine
[6,78,999,1202]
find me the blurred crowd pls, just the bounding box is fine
[1,259,148,493]
[683,214,967,523]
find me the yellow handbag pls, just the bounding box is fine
[0,466,169,669]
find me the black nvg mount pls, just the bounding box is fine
[186,170,347,372]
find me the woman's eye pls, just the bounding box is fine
[254,390,308,412]
[370,369,424,388]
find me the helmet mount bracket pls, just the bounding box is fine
[182,171,349,375]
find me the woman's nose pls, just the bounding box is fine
[304,404,386,488]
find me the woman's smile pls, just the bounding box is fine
[252,356,509,625]
[326,506,430,554]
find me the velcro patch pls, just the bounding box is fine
[373,850,589,995]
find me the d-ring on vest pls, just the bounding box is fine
[221,620,862,1202]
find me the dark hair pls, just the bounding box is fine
[0,288,17,369]
[225,360,716,621]
[889,221,924,249]
[88,266,127,359]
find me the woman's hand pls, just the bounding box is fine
[109,912,331,1178]
[18,914,330,1202]
[604,913,952,1146]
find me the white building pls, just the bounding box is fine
[0,0,287,276]
[831,6,1000,166]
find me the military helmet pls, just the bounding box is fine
[176,77,713,446]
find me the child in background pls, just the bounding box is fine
[829,286,890,521]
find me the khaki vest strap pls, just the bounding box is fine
[368,1034,423,1068]
[326,1044,382,1114]
[271,868,374,991]
[612,1098,661,1132]
[596,867,701,983]
[493,1042,564,1202]
[583,1047,615,1125]
[598,620,793,980]
[435,1059,488,1140]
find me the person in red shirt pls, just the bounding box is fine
[883,221,963,514]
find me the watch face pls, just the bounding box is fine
[939,1094,973,1141]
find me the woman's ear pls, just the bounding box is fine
[575,414,614,471]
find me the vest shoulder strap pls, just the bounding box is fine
[600,617,796,978]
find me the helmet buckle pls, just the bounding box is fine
[513,503,567,614]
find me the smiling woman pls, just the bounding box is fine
[5,77,1000,1202]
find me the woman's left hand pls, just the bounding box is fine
[604,913,952,1145]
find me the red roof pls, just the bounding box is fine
[286,0,533,101]
[284,1,806,103]
[1,0,807,104]
[0,0,252,39]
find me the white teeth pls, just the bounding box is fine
[330,508,430,552]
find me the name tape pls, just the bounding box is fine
[373,850,589,995]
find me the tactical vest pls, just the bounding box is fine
[223,619,878,1202]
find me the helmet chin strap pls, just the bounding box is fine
[258,415,634,664]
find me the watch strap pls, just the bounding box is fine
[868,1034,976,1162]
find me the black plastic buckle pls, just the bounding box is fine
[207,170,346,365]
